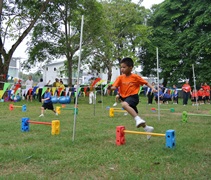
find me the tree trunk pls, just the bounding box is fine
[0,55,9,90]
[67,55,73,87]
[0,0,51,89]
[107,65,112,83]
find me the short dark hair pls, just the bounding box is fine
[40,78,43,82]
[120,57,134,67]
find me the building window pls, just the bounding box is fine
[54,68,56,71]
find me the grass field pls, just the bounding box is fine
[0,95,211,179]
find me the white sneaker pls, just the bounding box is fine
[124,112,128,116]
[39,114,44,117]
[113,102,117,106]
[136,118,146,128]
[55,113,58,116]
[144,126,154,140]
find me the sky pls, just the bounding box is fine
[133,0,164,9]
[9,0,165,61]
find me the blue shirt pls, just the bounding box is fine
[163,93,172,99]
[44,92,51,103]
[154,90,163,98]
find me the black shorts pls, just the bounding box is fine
[191,97,197,102]
[205,96,210,100]
[120,94,139,113]
[42,101,54,110]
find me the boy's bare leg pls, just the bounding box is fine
[121,101,146,128]
[121,101,154,139]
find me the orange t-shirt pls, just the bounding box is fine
[202,85,210,91]
[202,85,210,96]
[191,91,198,98]
[112,74,148,98]
[182,83,191,92]
[197,90,204,96]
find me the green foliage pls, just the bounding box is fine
[26,0,105,86]
[140,0,211,86]
[0,0,51,89]
[80,0,151,82]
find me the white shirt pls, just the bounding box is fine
[37,82,45,88]
[25,79,33,89]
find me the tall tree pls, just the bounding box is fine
[25,0,104,86]
[0,0,52,88]
[81,0,151,82]
[140,0,211,86]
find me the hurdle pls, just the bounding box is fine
[109,107,127,117]
[21,117,60,135]
[9,104,27,112]
[182,111,211,123]
[116,126,175,148]
[56,106,78,115]
[151,107,175,113]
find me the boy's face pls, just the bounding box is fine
[120,63,132,75]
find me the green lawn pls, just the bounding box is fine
[0,95,211,179]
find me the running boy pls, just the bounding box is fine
[108,57,156,139]
[39,88,58,117]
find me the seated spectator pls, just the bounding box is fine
[163,93,172,104]
[154,88,164,104]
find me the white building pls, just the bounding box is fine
[8,57,21,80]
[43,61,68,85]
[100,66,120,83]
[43,61,121,85]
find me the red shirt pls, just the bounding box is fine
[202,85,210,96]
[197,90,204,97]
[191,91,198,98]
[182,83,191,92]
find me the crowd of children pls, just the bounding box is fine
[142,84,179,105]
[190,83,210,106]
[111,81,210,106]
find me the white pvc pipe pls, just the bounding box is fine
[72,15,84,142]
[156,47,160,121]
[192,64,198,110]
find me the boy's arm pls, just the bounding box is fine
[46,80,51,85]
[110,86,117,91]
[146,82,157,92]
[107,84,116,91]
[41,93,50,102]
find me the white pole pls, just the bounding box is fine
[100,68,103,110]
[94,89,96,116]
[156,47,160,120]
[192,64,198,110]
[72,15,84,142]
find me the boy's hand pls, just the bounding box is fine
[152,88,157,93]
[107,84,112,90]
